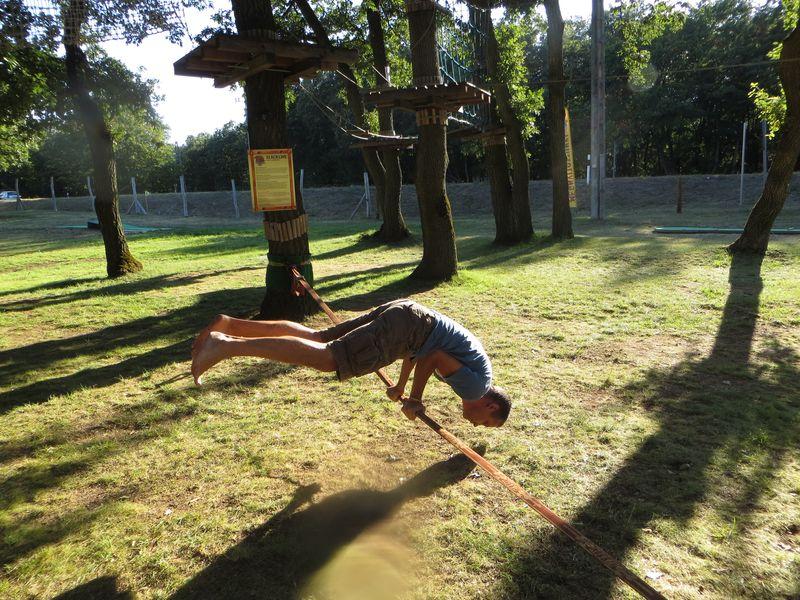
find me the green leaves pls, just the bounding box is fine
[749,83,785,138]
[747,0,799,136]
[612,0,685,90]
[494,14,544,140]
[784,0,799,28]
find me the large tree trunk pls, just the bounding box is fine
[63,8,141,278]
[232,0,315,319]
[408,1,458,279]
[729,26,800,255]
[380,145,407,241]
[367,0,409,242]
[294,0,389,233]
[544,0,573,240]
[486,17,532,243]
[484,119,517,244]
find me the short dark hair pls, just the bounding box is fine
[485,385,512,425]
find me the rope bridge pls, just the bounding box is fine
[436,0,490,128]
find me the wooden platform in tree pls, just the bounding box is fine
[363,82,491,112]
[448,126,506,141]
[173,34,358,88]
[350,136,418,150]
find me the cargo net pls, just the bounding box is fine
[436,0,490,128]
[3,0,188,46]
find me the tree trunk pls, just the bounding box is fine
[341,72,387,223]
[232,0,315,319]
[294,0,390,234]
[367,0,409,242]
[63,12,141,278]
[408,1,458,279]
[485,124,516,244]
[729,26,800,255]
[486,18,532,242]
[379,143,408,241]
[544,0,573,240]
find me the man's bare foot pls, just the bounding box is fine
[192,314,231,359]
[191,331,230,385]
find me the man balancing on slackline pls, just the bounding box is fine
[191,299,511,427]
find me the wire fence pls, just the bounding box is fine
[4,173,799,223]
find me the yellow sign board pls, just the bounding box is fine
[564,108,577,208]
[248,148,296,212]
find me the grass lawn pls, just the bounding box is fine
[1,204,799,599]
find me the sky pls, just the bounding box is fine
[101,1,602,145]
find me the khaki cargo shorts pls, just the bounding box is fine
[320,299,435,381]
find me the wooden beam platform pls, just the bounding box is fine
[174,34,358,88]
[448,126,506,141]
[363,82,491,112]
[351,137,418,150]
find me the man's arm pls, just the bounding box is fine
[386,356,414,401]
[409,350,462,401]
[400,351,463,420]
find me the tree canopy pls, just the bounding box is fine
[2,0,797,195]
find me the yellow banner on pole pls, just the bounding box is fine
[564,108,577,208]
[248,149,296,212]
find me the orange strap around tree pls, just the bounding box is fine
[287,266,666,600]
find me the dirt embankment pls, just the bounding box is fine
[5,173,799,220]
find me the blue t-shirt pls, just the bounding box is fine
[415,310,492,401]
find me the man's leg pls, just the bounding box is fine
[195,301,406,354]
[192,316,321,357]
[192,332,336,385]
[317,300,406,343]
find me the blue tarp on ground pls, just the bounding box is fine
[56,221,167,233]
[654,226,798,235]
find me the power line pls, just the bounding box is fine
[531,57,800,88]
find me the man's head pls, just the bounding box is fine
[461,386,511,427]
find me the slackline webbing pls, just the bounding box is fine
[288,266,666,600]
[654,226,798,235]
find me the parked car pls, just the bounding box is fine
[0,191,20,199]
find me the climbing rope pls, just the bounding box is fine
[296,80,415,143]
[287,266,666,600]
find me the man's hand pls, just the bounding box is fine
[386,384,404,402]
[401,399,425,421]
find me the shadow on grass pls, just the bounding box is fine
[497,253,800,598]
[151,221,385,260]
[314,261,419,298]
[169,450,481,599]
[0,285,264,415]
[51,576,133,600]
[324,272,441,313]
[311,237,569,314]
[0,266,261,313]
[460,233,700,290]
[0,234,100,258]
[313,235,590,313]
[313,230,418,262]
[0,392,202,569]
[0,276,106,298]
[458,234,587,271]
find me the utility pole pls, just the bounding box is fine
[590,0,606,219]
[739,121,748,206]
[761,120,768,184]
